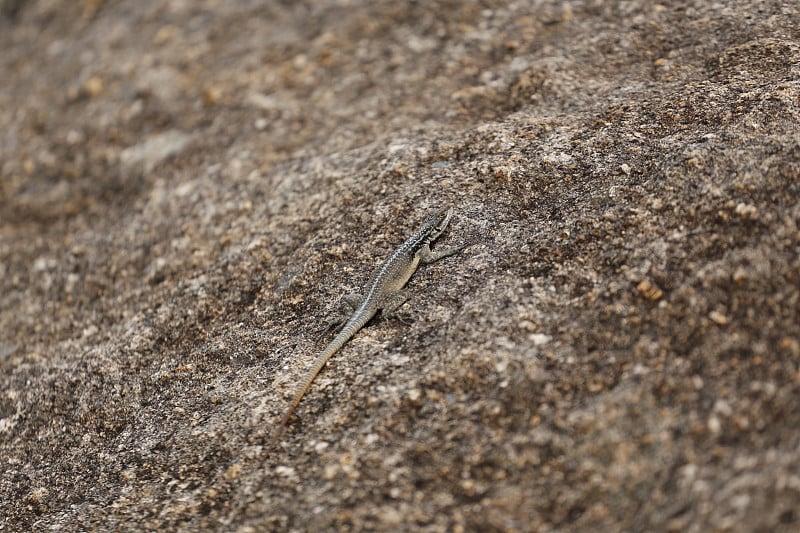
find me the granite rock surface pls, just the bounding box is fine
[1,1,799,531]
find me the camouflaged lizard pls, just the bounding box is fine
[269,208,465,450]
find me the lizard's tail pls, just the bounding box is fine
[267,312,373,452]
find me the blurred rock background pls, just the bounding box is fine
[1,1,799,531]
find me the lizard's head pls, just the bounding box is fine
[422,207,454,239]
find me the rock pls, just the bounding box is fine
[119,129,191,176]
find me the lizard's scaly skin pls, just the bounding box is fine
[268,208,464,451]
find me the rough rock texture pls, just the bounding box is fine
[2,1,799,531]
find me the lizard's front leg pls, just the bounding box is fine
[419,242,467,265]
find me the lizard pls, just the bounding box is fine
[268,207,466,451]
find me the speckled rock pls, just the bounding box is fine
[1,1,799,531]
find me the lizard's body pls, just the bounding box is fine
[268,208,464,450]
